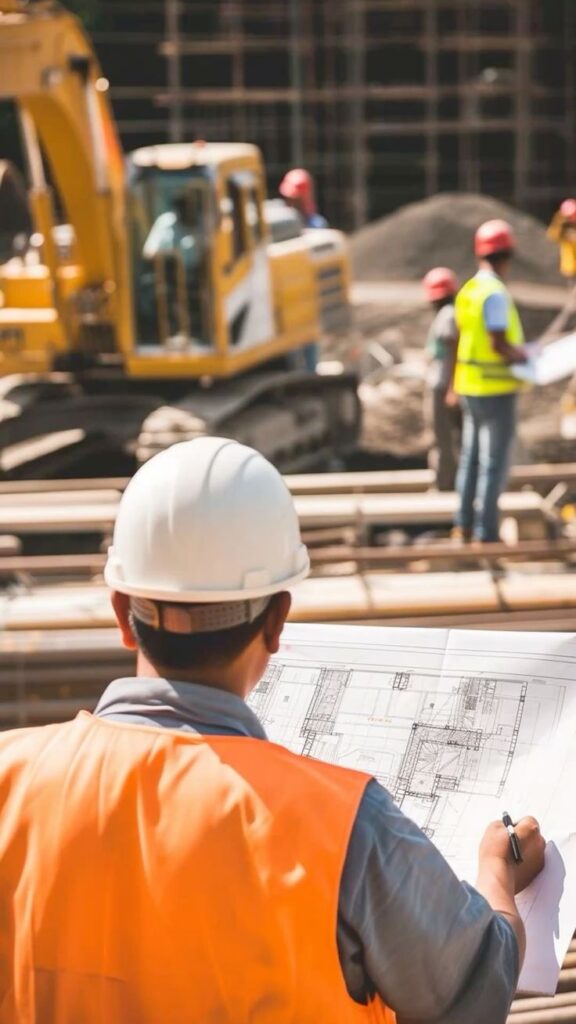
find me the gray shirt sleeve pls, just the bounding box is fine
[338,780,519,1023]
[436,304,459,344]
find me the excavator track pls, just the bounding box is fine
[0,370,360,479]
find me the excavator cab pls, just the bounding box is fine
[127,161,214,349]
[123,143,289,379]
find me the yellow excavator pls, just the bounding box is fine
[0,0,358,477]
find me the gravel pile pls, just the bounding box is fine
[351,193,562,286]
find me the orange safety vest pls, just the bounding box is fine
[0,712,396,1023]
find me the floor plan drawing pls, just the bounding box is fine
[248,623,576,994]
[247,624,573,876]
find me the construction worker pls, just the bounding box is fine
[279,168,328,229]
[279,169,327,371]
[451,220,529,543]
[547,198,576,278]
[422,267,461,490]
[0,436,544,1022]
[142,191,203,340]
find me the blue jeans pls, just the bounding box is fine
[455,393,517,542]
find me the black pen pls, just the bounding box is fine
[502,812,523,865]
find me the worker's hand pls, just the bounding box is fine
[478,817,546,895]
[444,388,459,408]
[512,345,531,365]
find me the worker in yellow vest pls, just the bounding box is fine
[0,438,544,1022]
[547,198,576,278]
[452,219,529,542]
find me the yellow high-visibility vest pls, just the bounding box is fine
[547,212,576,277]
[454,274,524,396]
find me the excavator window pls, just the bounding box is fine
[128,166,213,347]
[226,178,247,263]
[246,187,263,245]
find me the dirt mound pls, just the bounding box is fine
[351,193,563,286]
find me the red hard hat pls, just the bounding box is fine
[279,168,313,201]
[474,219,516,257]
[560,198,576,222]
[423,266,458,301]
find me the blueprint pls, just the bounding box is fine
[512,333,576,385]
[248,624,576,993]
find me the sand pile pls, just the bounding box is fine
[351,193,562,285]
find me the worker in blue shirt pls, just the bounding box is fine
[279,168,328,371]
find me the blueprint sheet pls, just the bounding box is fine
[248,624,576,994]
[512,333,576,385]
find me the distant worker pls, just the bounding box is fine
[451,220,529,543]
[143,192,199,268]
[422,267,461,491]
[280,169,327,370]
[547,198,576,278]
[0,437,544,1022]
[143,192,202,339]
[279,168,328,229]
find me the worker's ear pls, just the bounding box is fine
[110,591,138,651]
[262,592,291,655]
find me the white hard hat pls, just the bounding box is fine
[104,437,310,603]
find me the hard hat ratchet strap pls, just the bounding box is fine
[130,595,271,635]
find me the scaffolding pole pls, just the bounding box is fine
[165,0,183,143]
[289,0,305,167]
[348,0,367,229]
[513,0,531,207]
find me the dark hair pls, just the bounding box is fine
[130,604,270,673]
[433,295,454,310]
[483,249,513,268]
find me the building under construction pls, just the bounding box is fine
[58,1,576,229]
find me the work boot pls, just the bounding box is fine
[450,526,472,544]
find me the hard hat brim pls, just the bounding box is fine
[104,549,310,603]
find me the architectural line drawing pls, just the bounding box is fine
[246,623,576,996]
[247,624,571,880]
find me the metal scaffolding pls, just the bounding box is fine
[92,0,576,229]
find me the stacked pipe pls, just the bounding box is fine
[509,941,576,1022]
[0,628,132,728]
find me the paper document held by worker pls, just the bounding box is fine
[512,333,576,385]
[249,623,576,996]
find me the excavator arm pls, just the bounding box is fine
[0,0,133,356]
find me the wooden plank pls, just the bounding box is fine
[1,462,576,499]
[0,491,546,537]
[287,463,576,496]
[1,540,572,579]
[309,539,576,567]
[0,430,85,473]
[0,504,116,534]
[293,490,545,529]
[0,490,121,507]
[3,572,576,630]
[0,478,128,495]
[0,554,105,575]
[510,991,576,1014]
